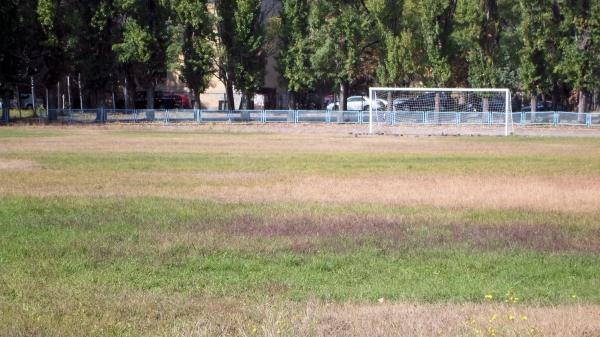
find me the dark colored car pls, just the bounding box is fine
[520,101,563,112]
[465,95,506,112]
[394,92,454,111]
[134,92,176,109]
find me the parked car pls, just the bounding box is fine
[326,96,386,111]
[164,93,192,109]
[393,92,455,111]
[10,93,44,109]
[520,101,563,112]
[134,92,176,109]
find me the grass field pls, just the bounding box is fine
[1,125,599,337]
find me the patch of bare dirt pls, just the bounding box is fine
[0,159,38,170]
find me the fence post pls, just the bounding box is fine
[553,111,559,126]
[521,112,525,125]
[587,113,592,127]
[456,112,460,125]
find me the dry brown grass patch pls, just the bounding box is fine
[0,159,38,170]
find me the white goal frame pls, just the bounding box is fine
[369,87,512,136]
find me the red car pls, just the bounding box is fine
[165,93,192,109]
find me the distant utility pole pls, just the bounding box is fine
[31,77,36,117]
[78,73,83,112]
[124,77,129,110]
[67,75,72,111]
[57,81,61,109]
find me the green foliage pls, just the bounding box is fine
[114,20,154,64]
[169,0,214,106]
[112,0,171,101]
[0,0,44,97]
[36,0,119,94]
[368,0,421,86]
[454,0,503,88]
[555,0,600,93]
[309,1,374,90]
[279,0,315,96]
[215,0,265,106]
[6,0,600,112]
[418,0,455,86]
[516,0,553,96]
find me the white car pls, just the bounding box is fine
[326,96,387,111]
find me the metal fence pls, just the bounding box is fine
[40,108,600,127]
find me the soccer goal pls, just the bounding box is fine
[368,88,513,136]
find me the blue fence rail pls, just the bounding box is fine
[39,108,600,127]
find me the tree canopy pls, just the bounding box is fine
[1,0,600,119]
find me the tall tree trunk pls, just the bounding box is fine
[578,90,586,113]
[239,93,251,120]
[434,92,441,124]
[239,93,246,110]
[146,85,155,109]
[338,81,348,123]
[551,84,560,110]
[530,95,537,124]
[1,95,10,123]
[225,79,235,111]
[247,95,254,110]
[288,92,296,110]
[288,92,296,122]
[15,86,21,119]
[146,85,155,121]
[194,90,202,109]
[482,97,490,124]
[578,89,586,122]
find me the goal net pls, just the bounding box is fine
[368,88,513,136]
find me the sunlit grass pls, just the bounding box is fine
[1,126,599,336]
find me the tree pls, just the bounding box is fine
[368,0,420,87]
[169,0,214,109]
[214,0,266,111]
[1,0,44,121]
[112,0,171,110]
[279,0,315,109]
[418,0,457,119]
[516,0,554,112]
[38,0,119,107]
[454,0,505,114]
[418,0,457,88]
[555,0,600,113]
[309,0,375,119]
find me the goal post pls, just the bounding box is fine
[368,87,513,136]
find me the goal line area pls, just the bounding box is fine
[368,88,513,136]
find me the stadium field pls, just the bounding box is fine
[1,125,599,336]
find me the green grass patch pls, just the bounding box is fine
[0,128,62,138]
[1,196,598,305]
[5,151,599,176]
